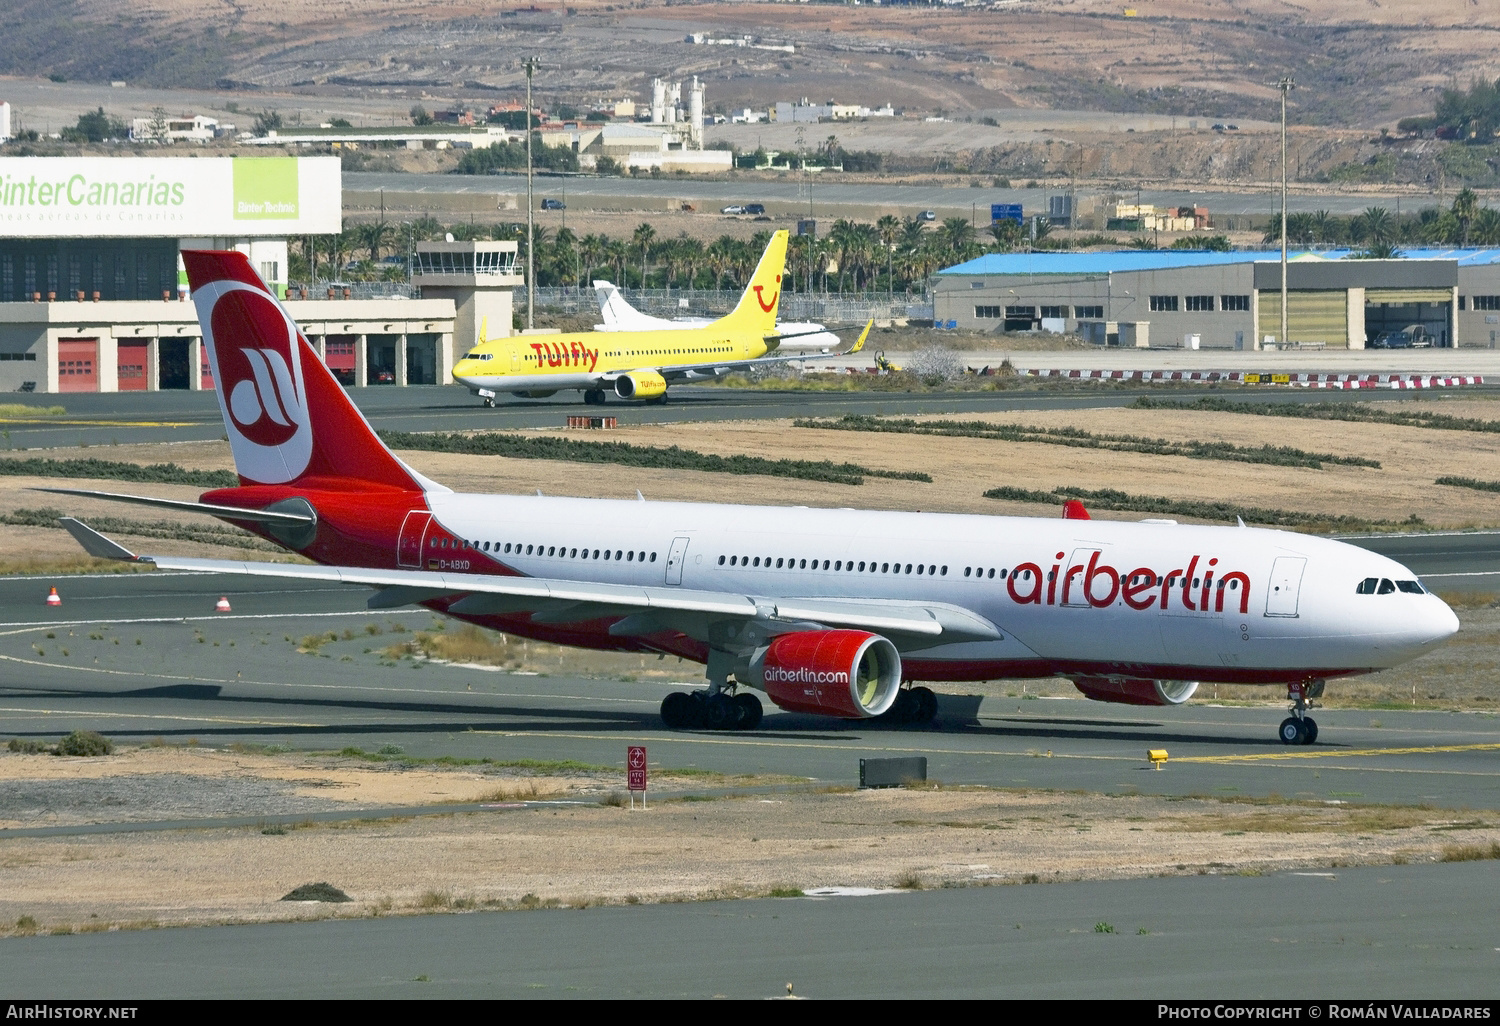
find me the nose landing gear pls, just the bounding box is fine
[1278,679,1323,745]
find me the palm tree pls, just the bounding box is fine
[353,221,393,263]
[1362,207,1394,245]
[938,216,976,259]
[1472,208,1500,247]
[632,223,656,289]
[1452,188,1480,246]
[875,214,901,292]
[1310,210,1337,245]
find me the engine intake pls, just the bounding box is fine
[747,630,902,718]
[614,371,667,400]
[1070,677,1199,706]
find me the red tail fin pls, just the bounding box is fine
[1062,499,1091,520]
[183,251,419,493]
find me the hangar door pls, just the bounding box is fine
[1366,288,1452,347]
[1257,291,1347,346]
[57,338,98,392]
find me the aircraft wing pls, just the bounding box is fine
[59,517,1001,651]
[640,319,874,382]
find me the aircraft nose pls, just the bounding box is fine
[1426,593,1462,644]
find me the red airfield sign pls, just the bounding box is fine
[627,745,647,792]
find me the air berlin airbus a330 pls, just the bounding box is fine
[50,251,1458,745]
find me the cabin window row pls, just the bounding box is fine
[717,555,948,576]
[432,535,658,563]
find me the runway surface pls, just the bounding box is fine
[347,171,1414,219]
[1,861,1496,998]
[2,572,1499,808]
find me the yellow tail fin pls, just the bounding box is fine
[846,319,873,355]
[716,230,789,335]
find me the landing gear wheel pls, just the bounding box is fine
[910,686,938,725]
[583,389,606,405]
[733,692,763,730]
[660,691,694,729]
[1278,717,1307,745]
[482,397,494,408]
[884,689,919,724]
[704,693,737,730]
[1301,718,1318,745]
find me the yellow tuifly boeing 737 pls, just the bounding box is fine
[452,229,870,406]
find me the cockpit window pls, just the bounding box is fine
[462,350,493,361]
[1377,578,1396,595]
[1396,580,1426,594]
[1356,577,1378,595]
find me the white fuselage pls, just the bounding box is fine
[424,492,1458,684]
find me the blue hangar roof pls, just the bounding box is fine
[939,248,1500,277]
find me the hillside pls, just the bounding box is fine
[4,0,1497,128]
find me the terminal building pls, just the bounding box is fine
[0,156,519,392]
[934,249,1500,349]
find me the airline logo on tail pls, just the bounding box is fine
[196,279,313,484]
[754,275,781,312]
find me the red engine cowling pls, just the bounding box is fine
[749,630,902,718]
[1070,677,1199,706]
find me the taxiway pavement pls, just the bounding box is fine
[2,572,1498,808]
[0,861,1495,998]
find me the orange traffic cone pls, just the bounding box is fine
[215,596,232,613]
[45,587,60,607]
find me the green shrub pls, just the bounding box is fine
[798,414,1378,470]
[984,485,1422,532]
[377,430,930,486]
[7,738,52,754]
[55,730,112,757]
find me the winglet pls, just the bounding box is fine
[846,319,873,355]
[58,517,142,562]
[1062,499,1091,520]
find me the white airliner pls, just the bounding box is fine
[592,280,843,352]
[49,250,1459,745]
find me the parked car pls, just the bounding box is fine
[720,204,747,215]
[541,198,565,210]
[744,203,766,215]
[918,210,937,221]
[1370,325,1435,349]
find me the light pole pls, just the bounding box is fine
[1277,76,1295,350]
[524,54,538,331]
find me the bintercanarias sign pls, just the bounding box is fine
[0,156,338,237]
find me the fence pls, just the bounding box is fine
[523,287,929,324]
[297,281,418,300]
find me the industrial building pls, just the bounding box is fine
[934,249,1500,349]
[0,155,520,393]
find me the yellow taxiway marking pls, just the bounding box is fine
[1177,742,1500,763]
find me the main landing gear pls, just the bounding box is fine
[1278,679,1324,745]
[879,685,938,727]
[660,689,763,731]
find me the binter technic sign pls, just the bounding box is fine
[0,156,340,237]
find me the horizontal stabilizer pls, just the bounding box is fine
[58,517,139,562]
[33,487,317,525]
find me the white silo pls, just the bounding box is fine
[688,77,704,149]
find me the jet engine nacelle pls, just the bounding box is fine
[614,371,667,400]
[747,630,902,718]
[1070,676,1199,706]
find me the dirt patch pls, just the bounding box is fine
[0,756,1492,933]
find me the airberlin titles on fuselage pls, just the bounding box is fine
[1009,552,1251,613]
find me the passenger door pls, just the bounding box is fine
[1265,556,1307,617]
[397,511,432,568]
[664,536,690,586]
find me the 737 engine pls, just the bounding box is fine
[613,370,667,400]
[744,630,902,718]
[1070,677,1199,706]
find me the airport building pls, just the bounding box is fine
[934,249,1500,349]
[0,156,519,393]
